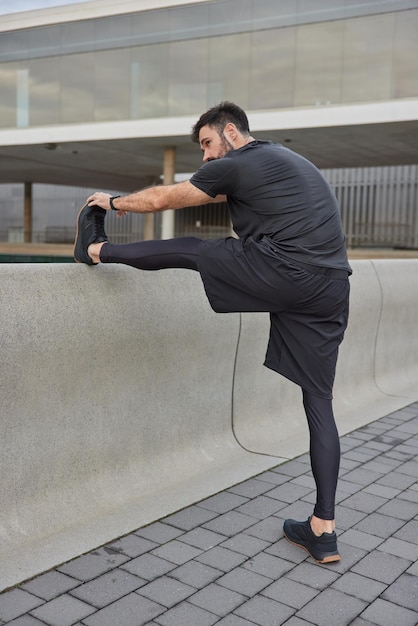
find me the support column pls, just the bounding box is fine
[24,182,32,243]
[161,146,176,240]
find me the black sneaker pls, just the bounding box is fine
[74,204,108,265]
[283,517,340,563]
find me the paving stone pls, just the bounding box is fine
[188,583,246,616]
[136,575,196,607]
[81,593,165,626]
[151,539,203,565]
[375,496,418,520]
[203,511,257,537]
[154,600,218,626]
[363,483,401,499]
[228,478,275,498]
[215,615,260,625]
[394,518,418,544]
[360,597,418,626]
[335,479,365,497]
[265,483,312,504]
[285,562,340,590]
[398,487,418,503]
[168,560,222,588]
[196,546,248,572]
[0,589,44,623]
[220,532,270,557]
[178,527,225,550]
[261,576,319,609]
[340,456,360,468]
[134,521,184,543]
[234,595,295,625]
[319,543,368,574]
[163,505,218,531]
[342,467,384,486]
[338,489,388,513]
[360,459,398,474]
[242,516,282,543]
[265,537,308,564]
[333,505,368,530]
[290,474,316,489]
[106,534,158,558]
[353,511,405,538]
[338,528,383,551]
[30,594,95,626]
[236,495,288,519]
[351,550,412,584]
[243,550,295,578]
[342,451,377,464]
[375,471,417,489]
[398,461,418,478]
[2,617,49,626]
[330,571,387,603]
[69,567,146,608]
[120,552,176,580]
[57,547,129,581]
[279,618,314,626]
[296,588,366,625]
[274,501,315,523]
[255,470,292,486]
[381,572,418,612]
[406,559,418,576]
[377,536,418,561]
[216,567,271,597]
[196,492,249,513]
[273,461,311,478]
[20,570,80,600]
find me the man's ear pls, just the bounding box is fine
[223,122,237,141]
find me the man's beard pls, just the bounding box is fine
[216,134,235,159]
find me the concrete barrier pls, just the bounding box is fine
[0,259,417,590]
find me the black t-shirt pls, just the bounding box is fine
[190,140,351,272]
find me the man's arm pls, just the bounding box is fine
[87,181,226,214]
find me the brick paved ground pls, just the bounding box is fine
[0,403,417,626]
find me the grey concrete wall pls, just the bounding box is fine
[0,260,417,590]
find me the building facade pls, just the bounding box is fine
[0,0,417,247]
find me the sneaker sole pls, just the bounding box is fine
[283,532,341,564]
[73,204,86,264]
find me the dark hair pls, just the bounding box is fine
[191,101,250,143]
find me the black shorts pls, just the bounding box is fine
[197,236,350,398]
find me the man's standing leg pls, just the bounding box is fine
[283,389,341,563]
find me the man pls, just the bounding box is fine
[74,101,351,564]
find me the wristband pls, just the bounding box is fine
[110,195,121,210]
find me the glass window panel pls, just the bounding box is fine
[249,27,296,110]
[94,49,130,121]
[393,8,418,98]
[29,57,61,125]
[168,3,209,41]
[129,9,170,47]
[208,33,251,109]
[341,14,395,103]
[294,20,344,107]
[0,62,18,128]
[93,14,132,51]
[208,0,252,36]
[61,20,96,55]
[168,39,209,116]
[131,43,169,118]
[60,52,95,123]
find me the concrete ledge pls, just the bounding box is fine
[1,260,417,590]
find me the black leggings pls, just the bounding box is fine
[100,237,340,520]
[100,237,202,271]
[303,390,340,520]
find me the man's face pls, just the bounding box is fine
[198,124,234,163]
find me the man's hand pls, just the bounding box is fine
[87,192,128,217]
